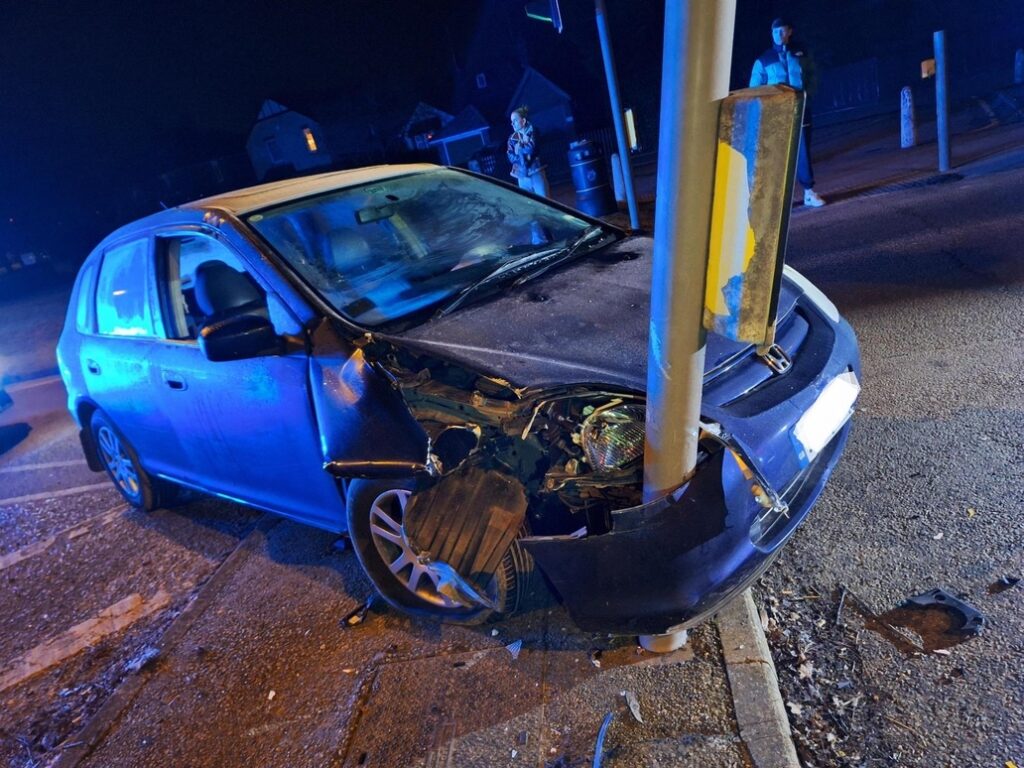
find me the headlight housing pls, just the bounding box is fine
[580,403,646,471]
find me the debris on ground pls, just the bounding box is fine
[833,586,984,655]
[332,534,350,552]
[757,579,890,766]
[592,711,615,768]
[340,597,374,628]
[505,639,523,660]
[989,575,1020,594]
[588,649,603,668]
[123,645,160,674]
[620,690,643,724]
[886,588,985,649]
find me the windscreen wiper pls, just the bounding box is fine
[434,225,607,318]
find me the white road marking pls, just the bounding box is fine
[0,590,172,694]
[0,459,87,474]
[6,375,62,393]
[0,504,125,572]
[0,482,113,507]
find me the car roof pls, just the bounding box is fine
[184,163,440,216]
[90,164,442,253]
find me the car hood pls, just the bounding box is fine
[385,236,801,392]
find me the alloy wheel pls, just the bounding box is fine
[96,425,141,499]
[368,489,463,609]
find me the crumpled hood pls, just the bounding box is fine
[387,236,801,392]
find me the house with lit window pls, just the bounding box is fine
[246,99,332,181]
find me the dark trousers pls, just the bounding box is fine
[797,123,815,190]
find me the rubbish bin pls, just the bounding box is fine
[567,140,617,217]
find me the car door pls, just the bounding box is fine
[77,235,185,477]
[148,226,346,530]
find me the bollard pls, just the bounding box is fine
[934,30,950,173]
[610,153,626,203]
[900,86,916,148]
[1015,49,1024,85]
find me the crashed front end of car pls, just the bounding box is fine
[366,265,859,635]
[240,166,859,634]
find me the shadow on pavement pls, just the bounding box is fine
[0,423,32,458]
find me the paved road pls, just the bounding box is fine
[759,150,1024,766]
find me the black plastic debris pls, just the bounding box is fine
[899,589,984,637]
[988,575,1020,594]
[870,588,985,652]
[846,586,985,654]
[340,597,374,628]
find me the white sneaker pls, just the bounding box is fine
[803,189,826,207]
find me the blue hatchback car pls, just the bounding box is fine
[58,165,859,633]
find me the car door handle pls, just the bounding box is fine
[86,360,101,375]
[162,371,188,391]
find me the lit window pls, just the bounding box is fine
[303,128,318,152]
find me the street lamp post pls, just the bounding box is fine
[594,0,640,231]
[640,0,737,652]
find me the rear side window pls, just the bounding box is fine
[95,239,155,337]
[75,261,97,333]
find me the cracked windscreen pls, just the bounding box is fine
[244,169,610,327]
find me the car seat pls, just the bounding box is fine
[192,260,268,325]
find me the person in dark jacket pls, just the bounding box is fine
[750,17,826,207]
[507,106,550,197]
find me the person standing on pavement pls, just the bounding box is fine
[507,107,551,197]
[750,17,826,208]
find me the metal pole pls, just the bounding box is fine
[934,30,950,172]
[595,0,640,231]
[639,0,736,652]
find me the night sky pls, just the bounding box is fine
[2,0,1020,260]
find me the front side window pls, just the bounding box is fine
[245,169,614,328]
[95,239,154,337]
[157,234,296,340]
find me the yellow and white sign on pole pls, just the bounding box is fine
[703,85,804,349]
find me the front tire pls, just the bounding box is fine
[346,479,529,625]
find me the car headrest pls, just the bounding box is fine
[193,260,265,319]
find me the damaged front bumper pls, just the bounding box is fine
[522,420,852,635]
[522,309,860,636]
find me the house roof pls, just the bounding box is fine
[428,106,489,143]
[256,99,292,121]
[402,102,454,136]
[506,67,571,115]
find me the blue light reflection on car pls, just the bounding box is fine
[57,164,859,634]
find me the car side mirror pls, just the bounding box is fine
[198,314,283,362]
